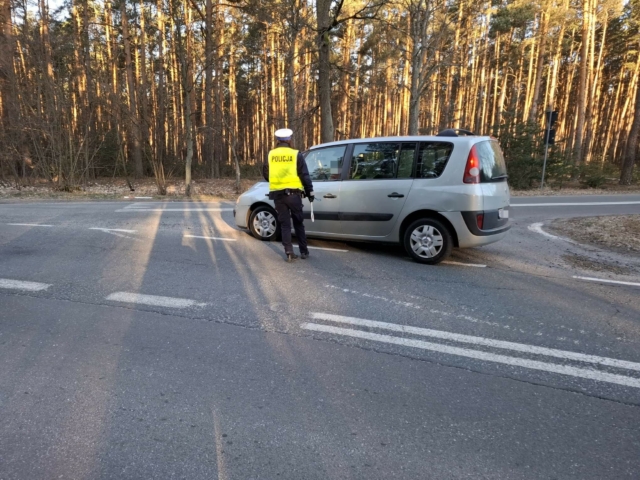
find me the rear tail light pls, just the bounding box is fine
[463,146,480,184]
[476,213,484,230]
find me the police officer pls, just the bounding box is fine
[263,128,314,262]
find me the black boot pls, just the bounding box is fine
[286,253,299,263]
[300,251,309,260]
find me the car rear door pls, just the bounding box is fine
[339,142,416,238]
[302,145,346,235]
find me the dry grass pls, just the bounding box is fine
[511,185,640,196]
[549,215,640,256]
[0,177,263,201]
[2,176,639,201]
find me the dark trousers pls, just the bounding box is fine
[274,193,308,255]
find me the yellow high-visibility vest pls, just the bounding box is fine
[268,146,303,191]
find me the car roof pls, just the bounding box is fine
[309,136,493,150]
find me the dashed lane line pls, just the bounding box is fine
[89,228,137,234]
[184,234,237,242]
[6,223,54,227]
[115,208,233,213]
[303,245,349,252]
[0,278,52,291]
[309,312,640,372]
[301,323,640,389]
[573,276,640,288]
[106,292,207,308]
[441,261,487,268]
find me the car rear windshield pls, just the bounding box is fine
[476,140,507,182]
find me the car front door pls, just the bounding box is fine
[302,145,346,236]
[339,142,416,238]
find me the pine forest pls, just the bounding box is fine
[0,0,639,193]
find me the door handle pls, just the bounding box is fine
[323,194,337,199]
[388,192,405,198]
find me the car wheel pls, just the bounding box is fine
[403,218,452,265]
[249,206,279,241]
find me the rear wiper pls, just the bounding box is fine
[491,174,508,180]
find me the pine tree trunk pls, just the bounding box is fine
[574,0,590,167]
[121,1,144,178]
[528,12,548,124]
[620,70,640,185]
[316,0,334,143]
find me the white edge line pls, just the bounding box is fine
[0,279,52,291]
[135,197,153,199]
[184,234,237,242]
[309,312,640,372]
[573,276,640,288]
[301,323,640,389]
[89,227,138,234]
[7,223,54,227]
[512,201,640,207]
[441,261,486,268]
[106,292,207,308]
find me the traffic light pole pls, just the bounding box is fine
[540,135,550,190]
[540,110,554,190]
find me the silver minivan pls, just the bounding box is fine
[234,131,510,264]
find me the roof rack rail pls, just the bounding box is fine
[436,128,476,137]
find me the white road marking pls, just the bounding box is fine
[441,261,487,268]
[0,278,51,291]
[106,292,207,308]
[512,201,640,207]
[309,312,640,372]
[184,234,237,242]
[115,208,233,212]
[325,285,421,309]
[305,246,349,252]
[573,276,640,288]
[302,323,640,389]
[7,223,54,227]
[527,222,570,241]
[89,227,137,234]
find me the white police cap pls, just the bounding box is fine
[275,128,293,140]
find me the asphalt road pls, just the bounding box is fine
[1,194,639,479]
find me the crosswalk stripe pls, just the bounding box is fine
[302,323,640,389]
[309,312,640,372]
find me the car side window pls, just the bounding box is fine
[416,142,454,178]
[349,142,401,180]
[397,143,416,179]
[304,146,346,181]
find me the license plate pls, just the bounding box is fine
[498,208,509,219]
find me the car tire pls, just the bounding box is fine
[249,206,280,241]
[403,218,453,265]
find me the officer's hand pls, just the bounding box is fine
[307,192,315,203]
